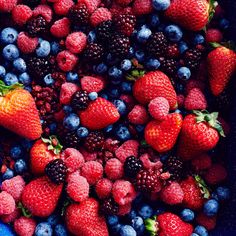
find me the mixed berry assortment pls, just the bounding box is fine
[0,0,235,235]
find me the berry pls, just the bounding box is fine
[0,0,17,12]
[50,17,70,38]
[0,221,16,235]
[124,156,143,178]
[204,164,227,185]
[184,88,207,110]
[35,222,53,236]
[177,67,191,80]
[105,158,124,180]
[17,32,38,54]
[115,0,132,6]
[84,131,105,152]
[159,57,178,76]
[83,43,105,62]
[33,4,53,23]
[95,178,113,199]
[216,186,230,201]
[120,225,137,236]
[71,90,89,112]
[128,105,149,125]
[62,131,81,149]
[81,76,105,93]
[138,204,153,219]
[36,40,51,58]
[2,44,19,61]
[107,215,119,226]
[115,14,136,37]
[184,48,202,70]
[79,0,101,14]
[14,217,36,236]
[0,191,15,215]
[90,7,112,27]
[66,32,87,54]
[68,4,89,26]
[0,27,18,44]
[132,0,153,15]
[60,82,78,105]
[180,209,195,222]
[165,24,183,42]
[148,97,170,120]
[53,0,74,16]
[206,28,223,43]
[196,213,217,231]
[96,20,114,42]
[194,226,208,236]
[1,208,21,223]
[54,224,68,236]
[100,197,119,215]
[191,154,212,171]
[152,0,170,11]
[26,15,47,37]
[56,50,78,72]
[203,199,219,217]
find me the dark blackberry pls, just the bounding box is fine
[115,14,136,37]
[96,20,114,42]
[109,33,130,58]
[159,57,178,76]
[124,156,143,178]
[45,159,67,185]
[184,48,202,70]
[146,32,168,58]
[166,44,179,58]
[84,131,105,152]
[83,43,105,62]
[26,15,47,37]
[100,198,119,215]
[68,4,89,26]
[71,90,89,111]
[23,0,41,8]
[63,131,81,149]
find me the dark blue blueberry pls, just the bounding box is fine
[36,40,51,57]
[89,92,98,100]
[54,224,68,236]
[111,223,122,235]
[146,58,160,70]
[211,192,219,201]
[77,127,89,138]
[138,204,153,219]
[49,123,57,133]
[0,27,18,44]
[63,113,80,131]
[216,186,230,201]
[127,47,135,58]
[96,63,108,74]
[51,41,60,55]
[203,199,219,216]
[63,105,73,114]
[108,66,123,79]
[219,18,230,30]
[2,168,14,180]
[121,82,132,93]
[19,72,31,85]
[66,72,79,82]
[4,73,18,85]
[178,41,189,54]
[14,159,27,174]
[120,225,137,236]
[10,145,24,160]
[35,222,53,236]
[149,14,160,28]
[121,59,132,71]
[88,31,97,43]
[13,58,27,73]
[152,0,170,10]
[131,216,145,235]
[44,74,54,86]
[113,99,127,116]
[165,25,183,42]
[107,88,120,99]
[194,226,208,236]
[180,209,195,222]
[24,86,32,92]
[193,34,205,45]
[104,125,113,133]
[128,210,137,221]
[0,65,6,78]
[137,25,152,43]
[100,93,109,100]
[0,221,15,236]
[115,125,131,141]
[3,44,19,61]
[135,50,145,63]
[21,139,33,150]
[47,214,59,227]
[111,77,122,85]
[107,215,119,226]
[177,67,191,80]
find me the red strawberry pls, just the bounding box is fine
[80,97,120,130]
[165,0,210,31]
[204,164,227,185]
[184,88,207,110]
[66,198,109,236]
[80,76,105,93]
[206,28,223,43]
[145,212,193,236]
[196,212,217,230]
[177,111,223,160]
[145,113,183,153]
[0,83,42,140]
[208,46,236,96]
[21,176,63,217]
[30,136,62,175]
[133,71,177,110]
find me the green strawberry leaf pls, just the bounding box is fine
[0,81,23,96]
[194,175,210,199]
[208,0,216,23]
[145,216,158,236]
[17,202,32,218]
[42,136,63,154]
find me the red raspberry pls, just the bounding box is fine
[90,7,112,27]
[60,82,79,105]
[112,180,137,205]
[48,0,60,2]
[105,158,124,180]
[206,29,223,43]
[81,76,105,93]
[61,148,85,174]
[140,153,163,170]
[17,32,38,54]
[191,154,212,171]
[80,148,98,162]
[65,32,87,54]
[14,217,36,236]
[54,0,74,15]
[132,0,153,15]
[1,175,25,202]
[95,178,113,199]
[50,17,70,38]
[110,2,133,17]
[128,105,149,125]
[81,161,103,185]
[196,212,217,230]
[148,97,170,121]
[0,191,15,215]
[12,5,33,26]
[115,140,139,163]
[204,164,227,185]
[80,0,101,14]
[120,94,136,111]
[160,182,184,205]
[0,0,17,12]
[185,79,205,94]
[67,172,89,202]
[0,208,20,223]
[33,4,53,23]
[115,0,132,6]
[118,202,132,216]
[56,50,78,72]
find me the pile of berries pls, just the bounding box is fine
[0,0,234,235]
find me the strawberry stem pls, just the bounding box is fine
[41,136,63,154]
[145,216,158,236]
[0,80,23,96]
[194,175,210,199]
[17,202,32,218]
[208,0,216,23]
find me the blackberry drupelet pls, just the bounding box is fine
[83,43,105,62]
[68,4,89,26]
[84,131,105,152]
[166,44,179,58]
[124,156,143,178]
[184,48,202,70]
[45,159,67,185]
[100,198,119,215]
[63,131,81,149]
[115,14,136,36]
[96,20,114,42]
[159,57,178,76]
[23,0,41,8]
[26,16,47,37]
[71,90,89,111]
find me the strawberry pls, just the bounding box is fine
[0,82,42,140]
[80,97,120,130]
[184,88,207,110]
[208,46,236,96]
[21,176,63,217]
[133,71,177,110]
[65,198,109,236]
[145,113,183,153]
[145,212,193,236]
[165,0,210,31]
[196,212,217,230]
[30,136,62,175]
[177,111,224,160]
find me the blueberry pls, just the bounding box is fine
[100,93,109,100]
[13,58,27,72]
[121,82,132,93]
[63,105,73,114]
[0,65,6,78]
[77,127,89,138]
[54,224,68,236]
[2,44,19,61]
[115,125,131,141]
[132,216,144,234]
[152,0,170,10]
[120,225,137,236]
[106,53,119,66]
[216,186,230,201]
[14,159,27,174]
[203,199,219,216]
[111,223,122,235]
[2,168,14,180]
[49,123,57,133]
[4,73,18,85]
[88,31,96,43]
[10,145,24,160]
[108,66,123,79]
[149,14,160,28]
[211,191,219,201]
[177,67,191,80]
[89,92,98,100]
[128,210,137,221]
[104,125,113,133]
[113,99,127,116]
[0,221,15,236]
[219,18,230,30]
[194,225,208,236]
[165,25,183,42]
[21,139,33,150]
[96,63,108,74]
[191,234,200,236]
[107,88,120,99]
[138,204,153,219]
[146,58,160,70]
[19,72,31,85]
[66,72,79,82]
[127,47,135,58]
[44,74,54,86]
[36,40,51,57]
[193,34,205,45]
[47,214,59,227]
[135,50,145,62]
[178,41,189,54]
[63,113,80,131]
[121,59,132,71]
[107,215,119,226]
[180,209,195,222]
[137,25,152,43]
[51,41,60,55]
[0,27,18,44]
[35,222,53,236]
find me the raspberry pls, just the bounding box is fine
[56,50,78,72]
[1,176,25,202]
[204,164,227,185]
[177,94,185,108]
[105,158,124,180]
[61,148,85,174]
[90,7,112,27]
[140,153,163,171]
[67,172,89,202]
[206,29,223,43]
[17,32,39,54]
[81,161,103,185]
[191,154,212,171]
[53,0,74,15]
[80,148,98,162]
[65,32,87,54]
[80,76,105,93]
[120,94,136,111]
[115,140,139,163]
[60,82,79,105]
[0,191,15,215]
[132,0,153,15]
[112,180,137,205]
[0,208,20,223]
[118,202,132,216]
[128,105,149,125]
[14,217,36,236]
[185,80,205,94]
[196,212,217,230]
[50,17,70,38]
[115,0,132,6]
[95,178,113,199]
[148,97,170,121]
[0,0,17,12]
[184,88,207,110]
[160,182,184,205]
[33,4,53,23]
[12,5,33,26]
[80,0,101,14]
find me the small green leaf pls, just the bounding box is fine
[17,202,32,218]
[48,145,54,151]
[145,216,158,236]
[195,175,210,199]
[209,42,222,48]
[41,137,51,144]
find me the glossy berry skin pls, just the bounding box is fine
[203,199,219,216]
[216,187,230,201]
[180,209,195,222]
[194,225,208,236]
[35,222,53,236]
[0,27,18,44]
[177,67,191,80]
[120,225,136,236]
[152,0,170,11]
[164,25,183,42]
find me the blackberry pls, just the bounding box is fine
[63,131,81,149]
[184,48,202,70]
[96,20,114,42]
[71,90,89,111]
[109,33,130,58]
[45,159,67,185]
[23,0,41,8]
[68,4,89,26]
[84,131,105,152]
[146,32,168,58]
[166,44,179,58]
[26,16,47,37]
[115,14,136,37]
[124,156,143,178]
[100,198,119,215]
[159,57,178,76]
[83,43,105,62]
